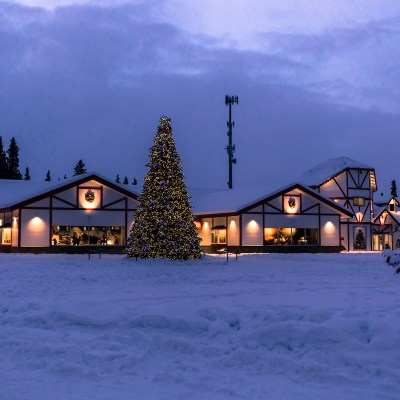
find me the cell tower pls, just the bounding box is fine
[225,95,239,189]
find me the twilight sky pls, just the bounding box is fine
[1,0,400,192]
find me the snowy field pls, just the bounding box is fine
[0,252,399,400]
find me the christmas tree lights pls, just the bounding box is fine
[127,116,202,260]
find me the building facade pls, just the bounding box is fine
[0,174,138,250]
[1,157,398,253]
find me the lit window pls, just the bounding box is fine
[353,197,365,206]
[211,226,226,244]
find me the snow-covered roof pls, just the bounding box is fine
[0,173,140,210]
[374,193,398,206]
[190,182,352,217]
[301,157,376,190]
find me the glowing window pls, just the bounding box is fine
[353,197,365,206]
[211,226,226,244]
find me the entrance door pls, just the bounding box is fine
[373,234,390,251]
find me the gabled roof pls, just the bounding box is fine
[373,207,400,226]
[0,173,140,211]
[191,182,353,217]
[374,194,399,207]
[301,156,377,191]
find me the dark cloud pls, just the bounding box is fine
[0,1,399,193]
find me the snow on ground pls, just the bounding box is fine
[0,252,399,400]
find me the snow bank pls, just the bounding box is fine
[0,253,399,399]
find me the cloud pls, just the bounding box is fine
[0,0,400,192]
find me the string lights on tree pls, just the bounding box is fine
[126,116,202,260]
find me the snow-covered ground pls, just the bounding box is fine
[0,252,399,400]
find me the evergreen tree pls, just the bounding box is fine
[45,169,51,181]
[354,228,366,250]
[64,174,67,179]
[73,160,87,176]
[0,136,8,179]
[391,180,398,197]
[132,178,138,185]
[24,167,31,180]
[6,137,22,180]
[123,176,129,185]
[116,174,120,183]
[127,116,202,260]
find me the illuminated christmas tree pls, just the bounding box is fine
[127,116,202,260]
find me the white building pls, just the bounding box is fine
[0,173,139,250]
[0,157,396,253]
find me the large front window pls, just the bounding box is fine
[1,228,11,245]
[264,228,318,245]
[52,226,124,246]
[211,226,226,244]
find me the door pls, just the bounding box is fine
[373,233,390,251]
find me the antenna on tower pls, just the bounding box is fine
[225,95,239,189]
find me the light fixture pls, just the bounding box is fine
[355,212,363,223]
[380,211,388,226]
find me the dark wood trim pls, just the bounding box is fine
[124,198,128,245]
[53,195,77,209]
[302,204,318,213]
[17,206,136,212]
[316,167,376,191]
[265,201,282,213]
[49,196,53,247]
[102,198,125,209]
[348,170,358,188]
[333,177,347,198]
[318,204,321,245]
[239,214,242,247]
[0,174,139,211]
[238,183,352,217]
[226,216,228,246]
[18,208,21,248]
[79,185,102,190]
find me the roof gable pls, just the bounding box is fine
[301,156,377,191]
[0,173,140,211]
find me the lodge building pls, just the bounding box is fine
[0,157,398,252]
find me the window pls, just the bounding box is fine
[51,226,124,246]
[264,228,318,245]
[389,203,395,212]
[353,197,365,206]
[211,226,226,244]
[1,228,11,245]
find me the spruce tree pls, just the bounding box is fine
[64,174,67,179]
[45,169,51,181]
[24,167,31,180]
[0,136,8,179]
[132,178,138,185]
[73,160,87,176]
[123,176,129,185]
[391,180,398,197]
[127,116,202,260]
[116,174,120,183]
[6,137,22,180]
[354,228,366,250]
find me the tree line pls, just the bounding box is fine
[0,136,137,184]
